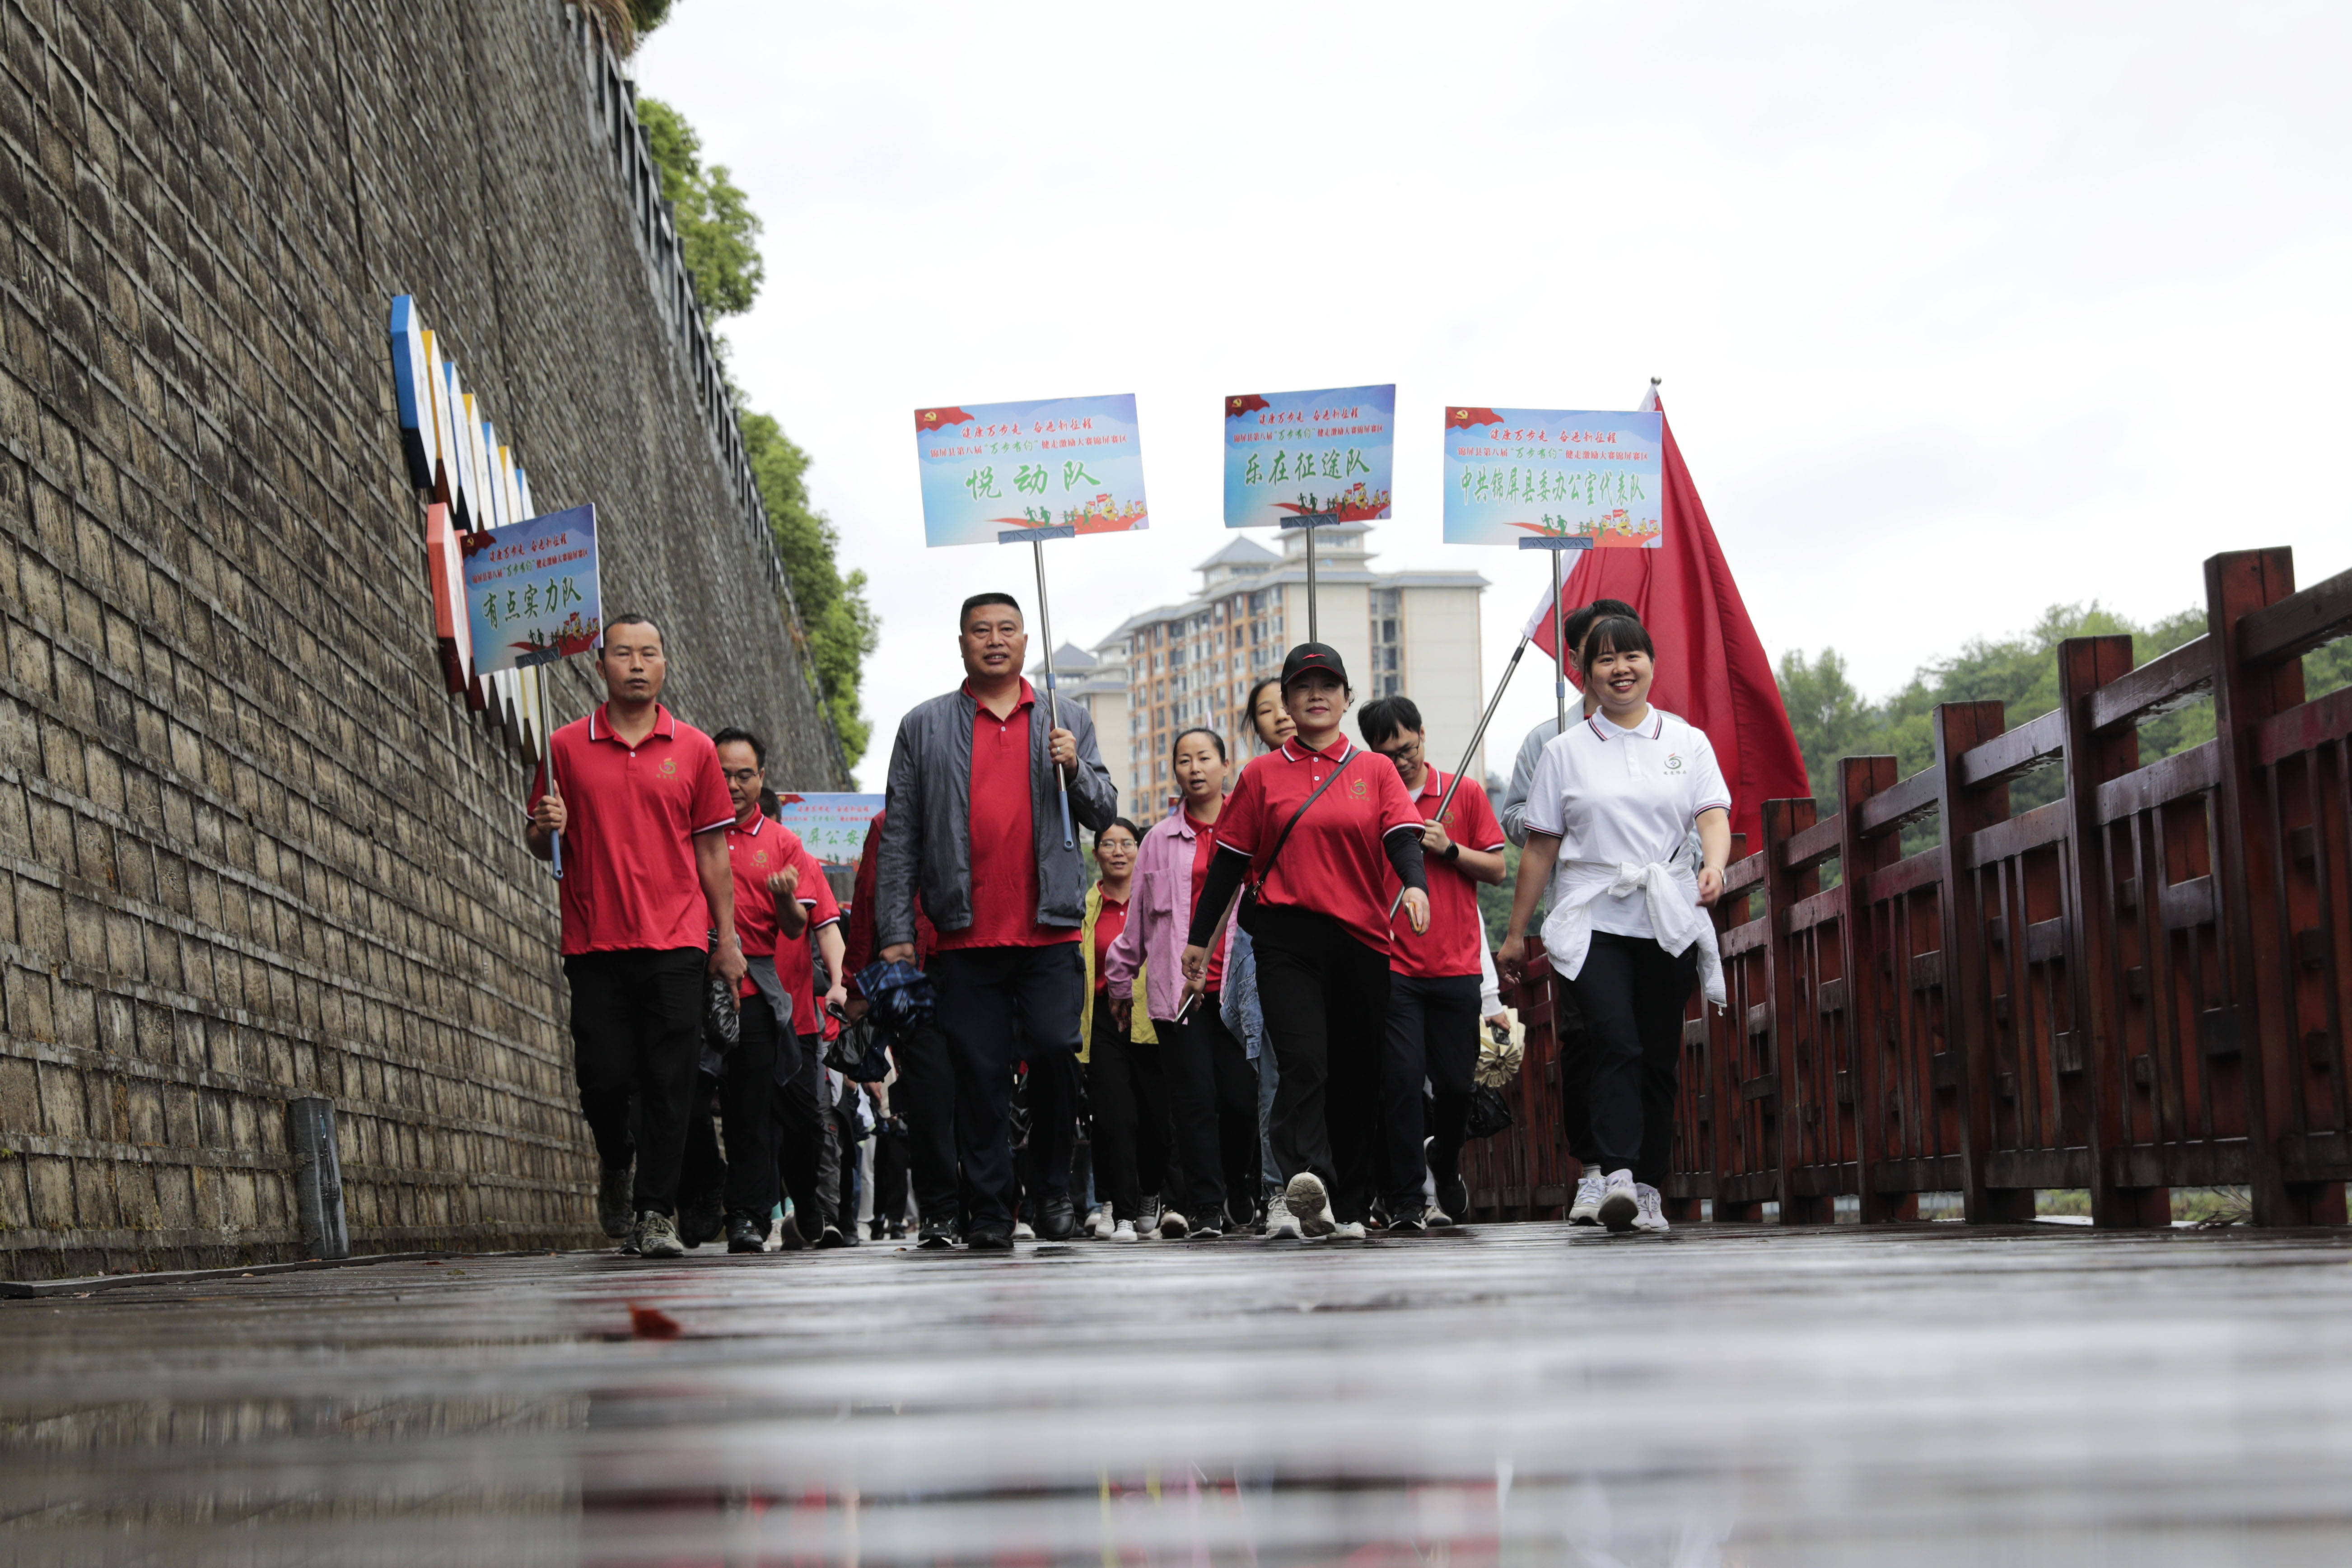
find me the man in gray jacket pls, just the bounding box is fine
[876,592,1118,1249]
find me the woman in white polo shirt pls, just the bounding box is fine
[1498,615,1730,1235]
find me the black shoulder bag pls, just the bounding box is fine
[1239,751,1359,922]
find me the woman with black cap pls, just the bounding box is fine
[1182,644,1430,1241]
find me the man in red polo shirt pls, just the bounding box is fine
[874,592,1118,1250]
[1359,695,1508,1231]
[526,614,742,1259]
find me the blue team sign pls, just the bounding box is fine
[1223,383,1395,529]
[912,395,1148,548]
[1442,407,1663,548]
[462,504,602,674]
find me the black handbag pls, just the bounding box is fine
[820,1005,892,1083]
[702,971,741,1053]
[1465,1083,1514,1140]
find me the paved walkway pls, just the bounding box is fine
[6,1222,2352,1565]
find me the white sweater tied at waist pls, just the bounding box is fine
[1539,858,1727,1009]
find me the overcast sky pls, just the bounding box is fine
[637,3,2351,789]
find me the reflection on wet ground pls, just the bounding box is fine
[6,1222,2352,1564]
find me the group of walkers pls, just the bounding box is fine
[526,587,1730,1259]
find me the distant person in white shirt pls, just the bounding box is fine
[1499,614,1731,1236]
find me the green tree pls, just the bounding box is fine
[742,411,877,762]
[636,95,875,765]
[635,97,763,324]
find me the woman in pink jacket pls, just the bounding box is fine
[1105,728,1258,1239]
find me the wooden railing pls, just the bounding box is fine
[1467,547,2352,1226]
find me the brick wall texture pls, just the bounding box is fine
[0,0,846,1279]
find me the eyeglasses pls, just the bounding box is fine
[722,768,762,786]
[1375,738,1421,762]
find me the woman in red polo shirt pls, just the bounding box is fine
[1182,644,1430,1242]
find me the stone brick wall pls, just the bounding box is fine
[0,0,845,1279]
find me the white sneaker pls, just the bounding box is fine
[1264,1194,1303,1240]
[1569,1167,1607,1225]
[1330,1220,1367,1241]
[1111,1218,1139,1242]
[1283,1172,1336,1237]
[1013,1219,1036,1241]
[1158,1209,1190,1240]
[1084,1205,1111,1239]
[1597,1169,1639,1234]
[1633,1183,1670,1234]
[1425,1202,1456,1229]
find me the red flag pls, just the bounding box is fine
[1526,392,1810,852]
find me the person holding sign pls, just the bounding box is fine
[1357,696,1509,1232]
[526,615,744,1260]
[875,593,1118,1251]
[1499,616,1731,1236]
[1181,644,1430,1242]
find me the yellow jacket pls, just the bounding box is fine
[1078,882,1154,1063]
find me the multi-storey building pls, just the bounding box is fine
[1029,640,1134,809]
[1092,523,1488,820]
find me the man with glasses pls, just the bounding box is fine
[1356,695,1508,1230]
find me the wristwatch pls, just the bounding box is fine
[1443,841,1461,863]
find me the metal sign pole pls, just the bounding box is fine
[1304,520,1319,643]
[1386,631,1531,919]
[1015,529,1078,849]
[1551,543,1568,736]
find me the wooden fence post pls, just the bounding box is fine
[1838,755,1910,1222]
[2204,548,2322,1225]
[1760,797,1825,1221]
[2057,635,2171,1227]
[1934,700,2033,1223]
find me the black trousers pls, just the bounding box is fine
[1380,971,1482,1213]
[886,1017,961,1227]
[1571,931,1698,1188]
[1553,972,1599,1165]
[872,1118,910,1229]
[678,1070,726,1215]
[774,1036,835,1232]
[830,1091,863,1230]
[1247,905,1391,1225]
[564,946,705,1215]
[718,994,786,1218]
[1014,1049,1081,1217]
[1159,999,1260,1227]
[1085,994,1168,1221]
[930,943,1085,1229]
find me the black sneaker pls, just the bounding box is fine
[725,1212,766,1254]
[679,1189,726,1249]
[965,1224,1015,1252]
[1038,1192,1077,1241]
[1435,1175,1470,1224]
[817,1223,851,1249]
[917,1217,959,1250]
[1388,1213,1427,1236]
[598,1165,635,1239]
[1188,1223,1224,1241]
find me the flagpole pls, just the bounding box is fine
[1386,630,1530,918]
[539,662,563,880]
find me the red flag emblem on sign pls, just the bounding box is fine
[1445,406,1503,430]
[915,406,976,432]
[1225,394,1271,418]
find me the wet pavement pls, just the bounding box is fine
[5,1220,2352,1566]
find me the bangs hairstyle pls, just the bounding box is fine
[1094,817,1142,852]
[1171,726,1228,762]
[1560,598,1638,665]
[1244,676,1287,745]
[1578,614,1655,672]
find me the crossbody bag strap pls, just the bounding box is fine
[1251,751,1358,901]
